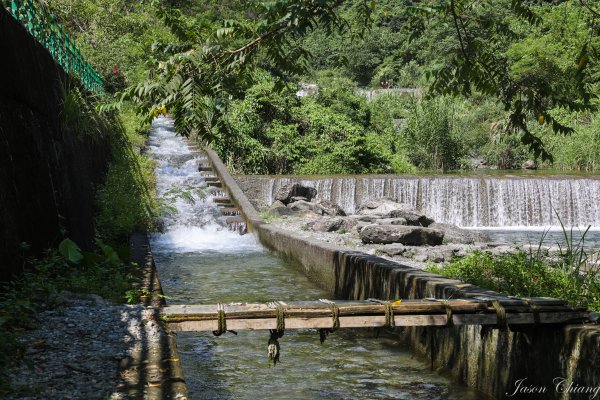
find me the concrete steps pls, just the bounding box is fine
[183,143,246,233]
[219,207,241,216]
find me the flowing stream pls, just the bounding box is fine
[147,117,482,400]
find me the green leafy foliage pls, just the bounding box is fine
[210,69,417,174]
[401,97,464,171]
[54,0,600,174]
[409,0,598,160]
[95,106,159,243]
[58,238,83,264]
[48,0,176,86]
[427,250,600,312]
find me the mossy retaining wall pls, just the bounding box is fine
[205,147,600,399]
[0,8,111,281]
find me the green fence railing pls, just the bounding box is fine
[2,0,104,94]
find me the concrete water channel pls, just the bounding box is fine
[147,117,484,399]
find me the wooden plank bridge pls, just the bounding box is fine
[161,298,589,332]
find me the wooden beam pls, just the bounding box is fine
[160,299,589,332]
[166,312,589,332]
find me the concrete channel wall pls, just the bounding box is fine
[205,148,600,399]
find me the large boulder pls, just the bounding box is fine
[312,217,344,232]
[311,198,346,216]
[357,198,433,226]
[429,223,489,244]
[309,216,357,233]
[341,218,358,232]
[375,217,408,226]
[359,225,444,246]
[287,200,322,214]
[387,208,434,227]
[522,160,537,170]
[356,215,381,223]
[268,200,296,216]
[275,183,317,205]
[356,198,403,216]
[379,244,406,256]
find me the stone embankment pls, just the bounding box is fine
[264,183,582,267]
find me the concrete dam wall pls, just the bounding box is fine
[236,175,600,228]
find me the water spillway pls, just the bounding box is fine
[146,117,481,399]
[236,175,600,228]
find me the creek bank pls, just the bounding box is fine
[5,298,154,400]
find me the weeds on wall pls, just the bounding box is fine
[58,82,159,243]
[59,82,107,138]
[95,105,159,243]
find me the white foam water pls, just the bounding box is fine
[147,116,262,254]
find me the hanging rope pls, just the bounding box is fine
[490,300,508,330]
[212,303,227,336]
[367,299,396,330]
[275,303,286,336]
[267,302,286,366]
[524,298,541,325]
[318,299,340,344]
[267,329,281,366]
[442,300,454,327]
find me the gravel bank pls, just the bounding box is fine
[5,292,186,400]
[5,294,147,399]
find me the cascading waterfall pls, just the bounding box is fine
[147,117,260,253]
[247,175,600,227]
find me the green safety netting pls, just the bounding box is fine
[3,0,104,94]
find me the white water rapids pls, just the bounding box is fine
[147,117,261,254]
